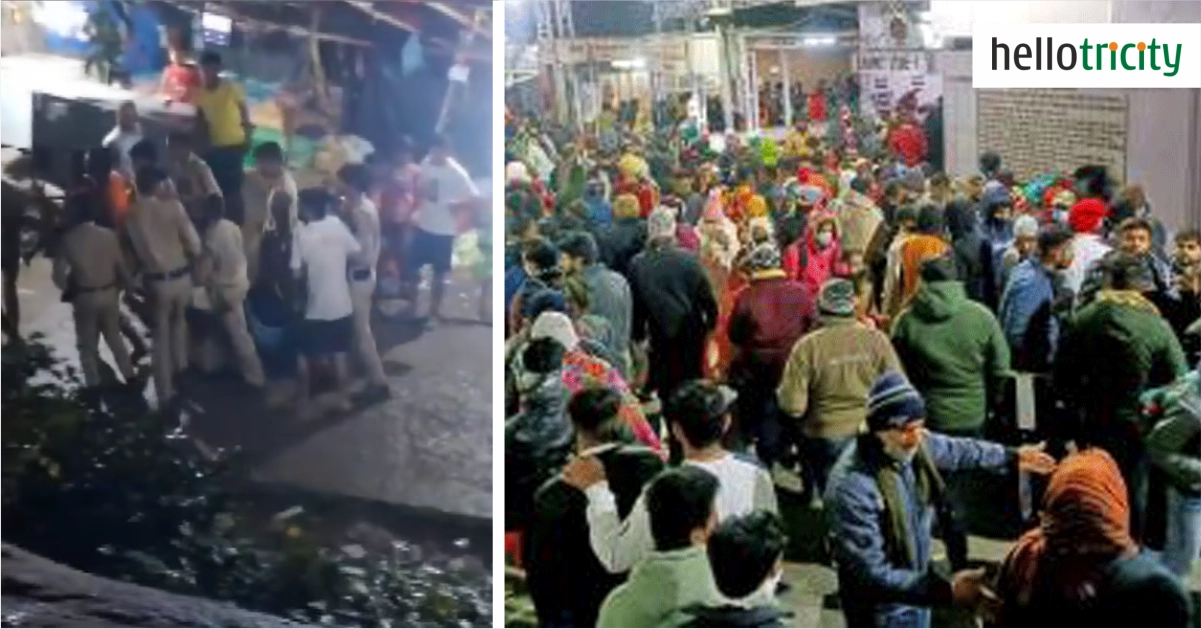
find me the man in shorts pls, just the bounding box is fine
[291,188,364,418]
[406,133,480,322]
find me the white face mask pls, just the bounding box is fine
[815,231,833,248]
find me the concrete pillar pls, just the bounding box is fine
[748,45,759,130]
[716,24,736,132]
[780,48,792,127]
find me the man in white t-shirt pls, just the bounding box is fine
[103,101,144,181]
[562,379,780,574]
[408,133,480,321]
[290,188,364,417]
[336,163,389,402]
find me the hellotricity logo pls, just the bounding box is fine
[973,23,1201,89]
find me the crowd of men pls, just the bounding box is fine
[503,92,1200,628]
[2,50,484,419]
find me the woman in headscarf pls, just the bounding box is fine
[994,448,1190,627]
[662,198,700,252]
[696,190,743,381]
[598,193,646,279]
[529,311,664,457]
[783,208,851,298]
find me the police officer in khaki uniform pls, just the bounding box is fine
[198,195,265,388]
[52,190,136,388]
[242,142,298,284]
[124,166,202,406]
[166,131,221,223]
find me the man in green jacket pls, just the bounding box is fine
[891,256,1012,437]
[1054,254,1190,541]
[595,466,724,628]
[890,255,1012,570]
[1143,357,1200,578]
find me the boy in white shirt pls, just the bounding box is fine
[407,133,480,322]
[290,188,364,417]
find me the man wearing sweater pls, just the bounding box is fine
[563,380,778,574]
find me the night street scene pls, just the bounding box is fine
[1,1,493,626]
[502,0,1201,627]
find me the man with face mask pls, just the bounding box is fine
[825,371,1056,628]
[998,226,1076,372]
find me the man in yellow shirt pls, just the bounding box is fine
[194,51,253,226]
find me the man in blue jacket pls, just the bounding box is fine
[998,226,1075,372]
[825,371,1056,627]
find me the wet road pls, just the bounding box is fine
[14,254,494,521]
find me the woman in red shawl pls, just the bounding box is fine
[783,209,851,298]
[993,448,1190,627]
[697,190,742,381]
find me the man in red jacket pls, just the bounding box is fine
[727,242,818,467]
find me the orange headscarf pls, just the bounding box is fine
[997,449,1135,610]
[746,194,768,219]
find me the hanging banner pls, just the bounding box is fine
[856,50,932,73]
[856,2,934,120]
[860,71,942,116]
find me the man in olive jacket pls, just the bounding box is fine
[891,256,1012,438]
[1054,254,1189,541]
[890,256,1012,570]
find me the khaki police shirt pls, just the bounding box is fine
[167,152,221,215]
[204,218,248,291]
[53,222,130,293]
[124,196,202,276]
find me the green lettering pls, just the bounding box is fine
[1120,43,1137,70]
[1162,42,1182,77]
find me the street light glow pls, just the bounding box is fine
[612,58,647,71]
[802,35,837,47]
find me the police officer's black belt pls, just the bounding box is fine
[144,266,190,282]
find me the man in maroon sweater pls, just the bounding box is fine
[727,242,818,467]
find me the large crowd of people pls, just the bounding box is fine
[503,90,1200,627]
[2,49,485,420]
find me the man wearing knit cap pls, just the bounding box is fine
[778,278,902,503]
[825,371,1055,628]
[1062,197,1111,296]
[728,242,817,468]
[1001,214,1040,289]
[628,206,718,403]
